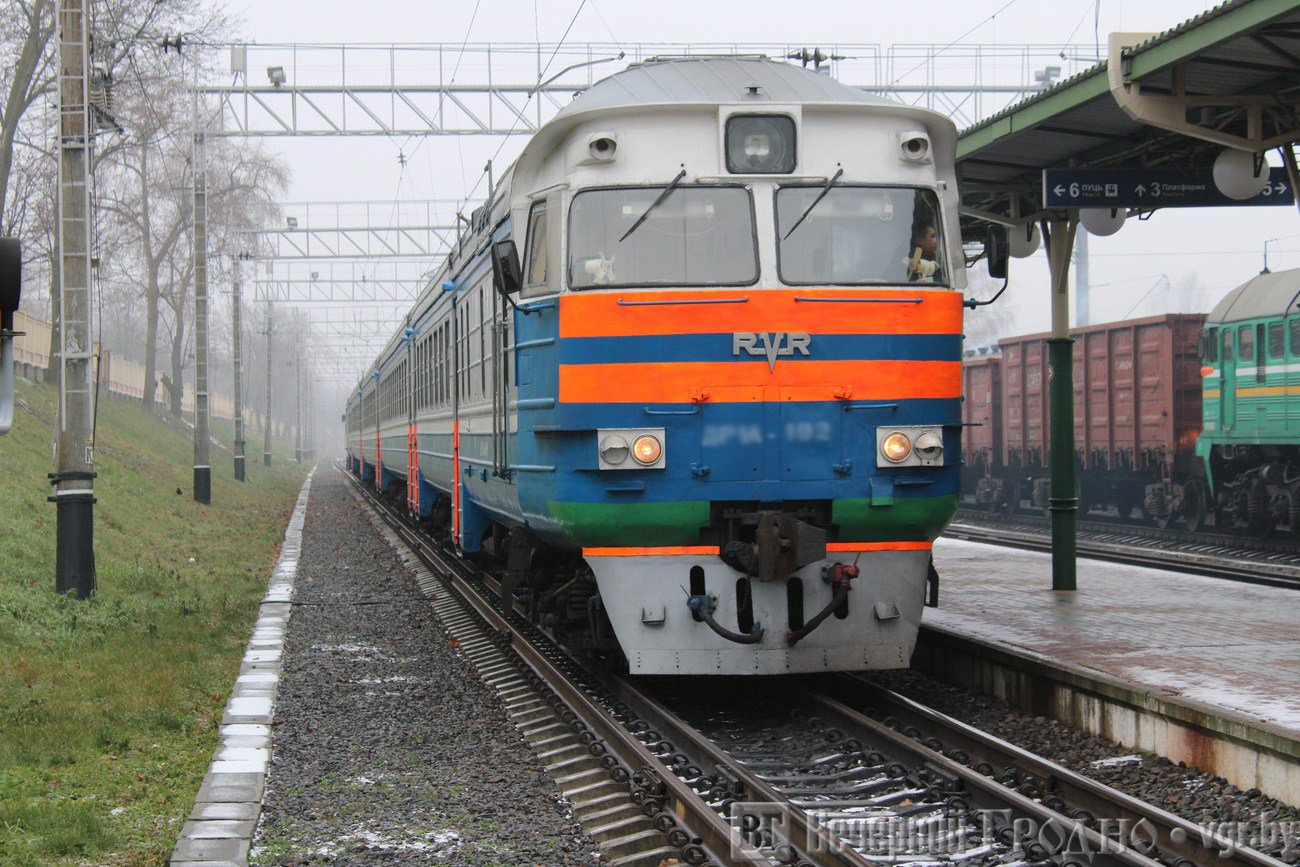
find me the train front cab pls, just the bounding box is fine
[489,57,971,674]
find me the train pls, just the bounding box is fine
[961,268,1300,536]
[345,55,1005,675]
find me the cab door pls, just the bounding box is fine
[1221,328,1237,431]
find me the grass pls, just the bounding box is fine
[0,375,307,866]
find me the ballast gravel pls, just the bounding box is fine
[867,669,1300,865]
[250,471,599,865]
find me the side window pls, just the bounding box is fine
[1223,329,1234,362]
[1291,318,1300,357]
[1239,325,1254,363]
[1205,328,1218,362]
[1269,322,1284,359]
[524,202,548,292]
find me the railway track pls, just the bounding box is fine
[345,466,1289,867]
[950,510,1300,589]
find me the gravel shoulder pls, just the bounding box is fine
[251,471,599,865]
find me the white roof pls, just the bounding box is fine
[552,56,899,117]
[1208,268,1300,323]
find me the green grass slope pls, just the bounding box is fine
[0,376,307,866]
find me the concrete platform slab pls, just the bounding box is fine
[923,537,1300,803]
[930,538,1300,732]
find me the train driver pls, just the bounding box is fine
[905,222,943,284]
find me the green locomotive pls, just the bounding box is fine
[1197,268,1300,535]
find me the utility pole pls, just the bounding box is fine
[192,79,211,504]
[232,255,246,481]
[51,0,96,598]
[294,347,302,463]
[263,301,273,467]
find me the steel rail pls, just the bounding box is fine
[597,676,879,867]
[345,469,752,867]
[825,675,1290,867]
[946,516,1300,589]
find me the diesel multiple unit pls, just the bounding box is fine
[346,57,979,674]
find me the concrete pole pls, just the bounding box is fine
[1044,216,1079,592]
[294,347,302,463]
[231,260,245,481]
[53,0,96,597]
[191,81,211,505]
[263,301,273,467]
[1074,228,1090,328]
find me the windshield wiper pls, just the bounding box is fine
[782,165,844,240]
[619,167,688,243]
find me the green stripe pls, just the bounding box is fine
[832,494,958,542]
[548,494,958,548]
[547,500,711,547]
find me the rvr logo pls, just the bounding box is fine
[732,332,812,372]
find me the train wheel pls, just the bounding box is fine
[1183,482,1208,533]
[1003,478,1022,516]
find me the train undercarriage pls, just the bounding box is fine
[964,447,1300,538]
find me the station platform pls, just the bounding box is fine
[928,537,1300,732]
[920,537,1300,803]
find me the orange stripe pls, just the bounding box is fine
[559,288,962,338]
[560,360,960,403]
[583,546,721,557]
[827,541,933,552]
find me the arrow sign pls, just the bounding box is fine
[1043,167,1293,208]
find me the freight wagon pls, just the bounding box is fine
[963,314,1207,527]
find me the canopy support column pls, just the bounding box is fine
[1042,216,1079,591]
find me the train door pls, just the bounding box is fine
[1221,328,1237,430]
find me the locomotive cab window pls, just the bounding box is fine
[1290,318,1300,356]
[1269,322,1284,359]
[567,185,758,288]
[1239,325,1255,363]
[1203,328,1218,362]
[523,202,548,294]
[1223,329,1234,362]
[725,114,796,174]
[776,186,946,286]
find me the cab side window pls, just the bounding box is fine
[1290,317,1300,356]
[522,202,548,297]
[1205,328,1219,362]
[1269,322,1284,359]
[1223,329,1234,362]
[1239,325,1255,363]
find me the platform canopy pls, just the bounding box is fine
[958,0,1300,230]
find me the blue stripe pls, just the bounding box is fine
[555,333,961,365]
[537,398,961,430]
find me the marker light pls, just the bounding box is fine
[881,431,912,463]
[913,430,944,462]
[632,434,663,465]
[600,435,629,465]
[1200,365,1215,378]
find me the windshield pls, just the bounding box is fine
[568,186,758,288]
[776,186,947,286]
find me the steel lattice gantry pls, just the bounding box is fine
[206,41,1103,137]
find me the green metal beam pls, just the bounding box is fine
[1126,0,1300,80]
[956,70,1110,159]
[956,0,1300,163]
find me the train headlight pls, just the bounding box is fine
[725,114,796,174]
[597,428,666,470]
[880,432,912,463]
[632,434,663,465]
[876,425,946,468]
[600,435,629,466]
[914,430,944,463]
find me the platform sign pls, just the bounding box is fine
[1042,167,1293,208]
